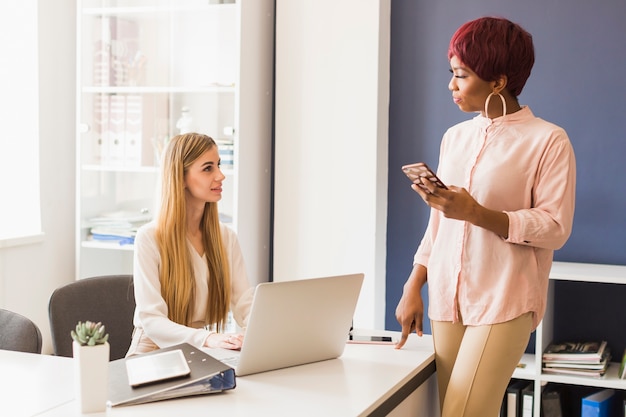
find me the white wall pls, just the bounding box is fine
[0,0,76,354]
[273,0,391,329]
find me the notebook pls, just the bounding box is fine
[108,342,236,407]
[207,273,364,376]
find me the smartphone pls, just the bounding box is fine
[347,335,396,345]
[401,162,447,191]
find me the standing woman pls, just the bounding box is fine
[126,133,254,356]
[395,17,576,417]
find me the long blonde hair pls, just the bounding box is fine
[155,133,231,331]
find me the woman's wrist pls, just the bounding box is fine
[203,331,217,348]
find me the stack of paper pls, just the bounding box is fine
[88,210,152,245]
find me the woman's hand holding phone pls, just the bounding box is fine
[401,162,447,193]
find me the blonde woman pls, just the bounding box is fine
[126,133,254,356]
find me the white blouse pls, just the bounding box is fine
[130,221,254,350]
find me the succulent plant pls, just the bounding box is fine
[71,321,109,346]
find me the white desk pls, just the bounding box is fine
[0,349,75,417]
[2,332,437,417]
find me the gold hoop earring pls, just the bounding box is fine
[484,92,507,120]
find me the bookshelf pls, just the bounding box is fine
[75,0,273,283]
[511,261,626,415]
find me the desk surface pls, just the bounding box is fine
[0,349,74,417]
[2,331,435,417]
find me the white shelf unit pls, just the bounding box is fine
[75,0,273,283]
[511,261,626,415]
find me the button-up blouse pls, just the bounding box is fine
[414,106,576,329]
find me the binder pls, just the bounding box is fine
[106,94,126,166]
[506,380,530,417]
[107,342,236,407]
[92,94,109,164]
[541,386,563,417]
[581,389,614,417]
[521,382,534,417]
[123,94,142,167]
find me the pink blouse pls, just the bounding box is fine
[414,106,576,329]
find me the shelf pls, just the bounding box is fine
[513,355,626,389]
[540,362,626,390]
[75,0,273,284]
[550,261,626,284]
[512,353,537,380]
[81,164,234,176]
[81,85,235,94]
[81,240,135,251]
[82,3,236,17]
[513,262,626,415]
[82,165,159,173]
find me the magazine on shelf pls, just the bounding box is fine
[542,366,607,378]
[542,340,608,362]
[543,341,611,378]
[543,356,609,370]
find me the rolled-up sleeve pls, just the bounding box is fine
[505,131,576,249]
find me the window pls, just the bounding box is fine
[0,0,42,245]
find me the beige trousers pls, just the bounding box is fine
[431,312,533,417]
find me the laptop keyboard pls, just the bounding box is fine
[203,347,240,368]
[219,355,240,367]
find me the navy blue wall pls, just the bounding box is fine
[385,0,626,336]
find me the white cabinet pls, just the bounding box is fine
[75,0,273,283]
[512,262,626,415]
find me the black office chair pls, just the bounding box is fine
[48,275,135,361]
[0,308,43,354]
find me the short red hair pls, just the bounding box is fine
[448,17,534,97]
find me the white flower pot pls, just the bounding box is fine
[73,341,110,413]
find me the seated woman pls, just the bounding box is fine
[126,133,254,356]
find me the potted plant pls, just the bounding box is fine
[71,321,110,413]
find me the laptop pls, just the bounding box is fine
[206,273,364,376]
